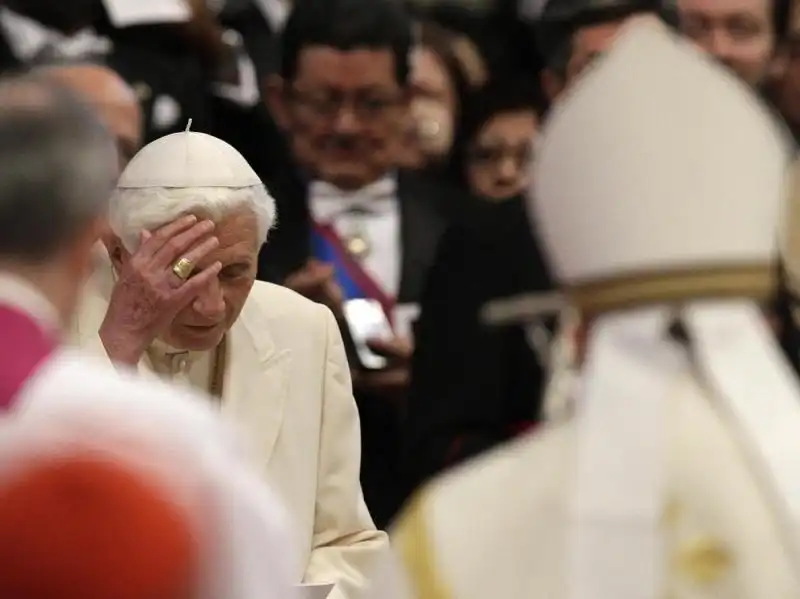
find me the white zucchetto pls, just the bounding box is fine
[117,126,262,189]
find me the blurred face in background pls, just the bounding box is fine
[466,109,537,201]
[407,46,457,166]
[543,16,647,101]
[41,66,142,174]
[271,46,408,190]
[678,0,775,86]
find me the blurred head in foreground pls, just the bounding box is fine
[0,454,197,599]
[0,388,296,599]
[0,73,117,328]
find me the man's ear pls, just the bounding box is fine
[101,227,131,272]
[264,74,290,130]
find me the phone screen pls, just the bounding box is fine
[342,299,393,370]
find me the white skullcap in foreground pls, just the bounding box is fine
[109,122,276,250]
[529,18,800,599]
[0,362,298,599]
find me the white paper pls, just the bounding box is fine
[296,583,334,599]
[102,0,192,27]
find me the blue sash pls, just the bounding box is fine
[310,223,394,319]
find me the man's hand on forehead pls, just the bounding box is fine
[99,215,223,366]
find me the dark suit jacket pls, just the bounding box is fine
[257,166,460,527]
[0,4,279,152]
[97,17,278,150]
[403,195,556,491]
[0,11,215,142]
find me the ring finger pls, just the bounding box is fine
[152,220,216,270]
[168,236,220,286]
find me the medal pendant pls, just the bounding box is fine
[345,233,371,260]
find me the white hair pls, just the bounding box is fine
[108,185,277,251]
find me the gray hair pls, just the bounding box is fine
[0,73,117,263]
[108,185,277,252]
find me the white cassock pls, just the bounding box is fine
[71,129,387,599]
[382,20,800,599]
[0,273,298,599]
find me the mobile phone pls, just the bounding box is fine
[340,299,393,370]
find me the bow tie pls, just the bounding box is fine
[309,177,397,222]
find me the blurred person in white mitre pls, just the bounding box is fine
[380,19,800,599]
[70,123,387,596]
[0,71,298,599]
[33,61,143,170]
[0,370,296,599]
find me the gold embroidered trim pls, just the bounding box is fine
[393,491,452,599]
[673,535,733,584]
[567,264,775,315]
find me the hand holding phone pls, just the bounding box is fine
[365,337,413,363]
[341,299,394,370]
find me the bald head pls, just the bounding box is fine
[36,64,142,169]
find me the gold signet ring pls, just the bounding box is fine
[171,257,194,281]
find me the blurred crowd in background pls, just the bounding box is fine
[6,0,800,530]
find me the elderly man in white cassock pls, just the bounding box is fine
[0,70,297,599]
[381,17,800,599]
[71,120,387,596]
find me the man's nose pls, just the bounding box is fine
[497,156,519,183]
[192,278,225,320]
[707,29,736,62]
[333,104,359,135]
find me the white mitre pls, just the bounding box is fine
[118,125,262,188]
[533,21,787,304]
[529,18,800,599]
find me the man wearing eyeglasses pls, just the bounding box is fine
[264,0,460,527]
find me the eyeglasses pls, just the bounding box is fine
[289,87,403,124]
